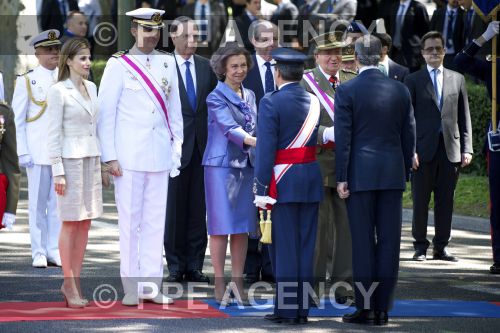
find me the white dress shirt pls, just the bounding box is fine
[256,54,276,93]
[318,65,340,84]
[175,53,197,94]
[426,64,444,103]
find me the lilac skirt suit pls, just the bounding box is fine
[202,81,257,235]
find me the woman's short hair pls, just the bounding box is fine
[57,37,91,82]
[210,43,253,81]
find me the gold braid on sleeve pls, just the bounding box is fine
[24,74,47,123]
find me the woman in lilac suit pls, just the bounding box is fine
[204,44,257,305]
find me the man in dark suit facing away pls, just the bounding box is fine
[242,20,279,284]
[40,0,79,32]
[164,17,218,283]
[335,35,416,326]
[405,31,473,263]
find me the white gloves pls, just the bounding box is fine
[19,154,34,168]
[254,195,277,209]
[169,156,181,178]
[1,213,16,230]
[482,21,499,42]
[323,126,335,143]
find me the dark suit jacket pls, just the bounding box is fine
[387,0,429,69]
[388,57,410,82]
[41,0,79,32]
[404,67,473,163]
[235,12,255,52]
[243,54,266,108]
[335,69,416,191]
[430,7,465,54]
[175,54,217,169]
[297,0,321,48]
[180,1,228,54]
[254,82,323,203]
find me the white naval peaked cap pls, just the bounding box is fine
[126,8,165,29]
[29,30,62,48]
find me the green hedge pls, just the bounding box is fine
[91,60,107,88]
[463,78,492,176]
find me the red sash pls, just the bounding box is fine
[267,146,317,209]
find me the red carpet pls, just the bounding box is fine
[0,300,228,322]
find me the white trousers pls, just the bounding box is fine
[26,164,60,260]
[114,169,169,295]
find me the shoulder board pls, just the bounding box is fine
[17,69,33,77]
[156,49,173,56]
[341,68,357,75]
[304,69,314,74]
[0,100,7,106]
[112,50,129,58]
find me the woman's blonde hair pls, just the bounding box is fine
[57,38,91,82]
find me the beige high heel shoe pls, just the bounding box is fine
[61,287,86,308]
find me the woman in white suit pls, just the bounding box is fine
[47,38,102,308]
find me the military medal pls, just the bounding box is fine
[0,115,5,135]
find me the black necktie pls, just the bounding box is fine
[264,62,274,93]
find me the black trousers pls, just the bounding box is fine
[346,190,403,311]
[412,136,460,253]
[164,147,208,273]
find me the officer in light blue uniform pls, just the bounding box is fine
[253,48,323,325]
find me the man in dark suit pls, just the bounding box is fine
[459,0,490,59]
[242,20,278,284]
[375,33,410,82]
[180,0,228,57]
[235,0,262,52]
[40,0,79,32]
[297,0,322,50]
[164,17,218,283]
[386,0,430,72]
[430,0,465,70]
[405,31,473,263]
[254,47,323,325]
[335,35,416,326]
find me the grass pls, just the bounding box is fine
[403,174,490,218]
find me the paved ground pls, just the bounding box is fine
[1,171,499,332]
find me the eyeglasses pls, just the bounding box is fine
[423,46,444,53]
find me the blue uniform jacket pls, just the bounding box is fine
[202,81,257,168]
[254,82,323,203]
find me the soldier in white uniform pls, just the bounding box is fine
[12,30,62,268]
[97,8,183,306]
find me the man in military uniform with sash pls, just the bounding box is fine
[300,31,356,304]
[12,30,62,268]
[97,7,183,306]
[0,101,21,231]
[254,47,323,325]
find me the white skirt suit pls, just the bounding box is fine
[46,79,102,221]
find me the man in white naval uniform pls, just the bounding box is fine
[12,30,62,268]
[97,8,183,306]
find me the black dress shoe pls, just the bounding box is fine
[342,309,376,325]
[413,250,426,261]
[185,270,210,283]
[433,250,458,262]
[261,274,275,283]
[166,271,184,283]
[490,262,500,274]
[375,310,389,326]
[264,314,298,325]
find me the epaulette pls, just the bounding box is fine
[156,49,173,56]
[112,50,129,58]
[304,68,314,74]
[17,69,33,77]
[340,68,357,75]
